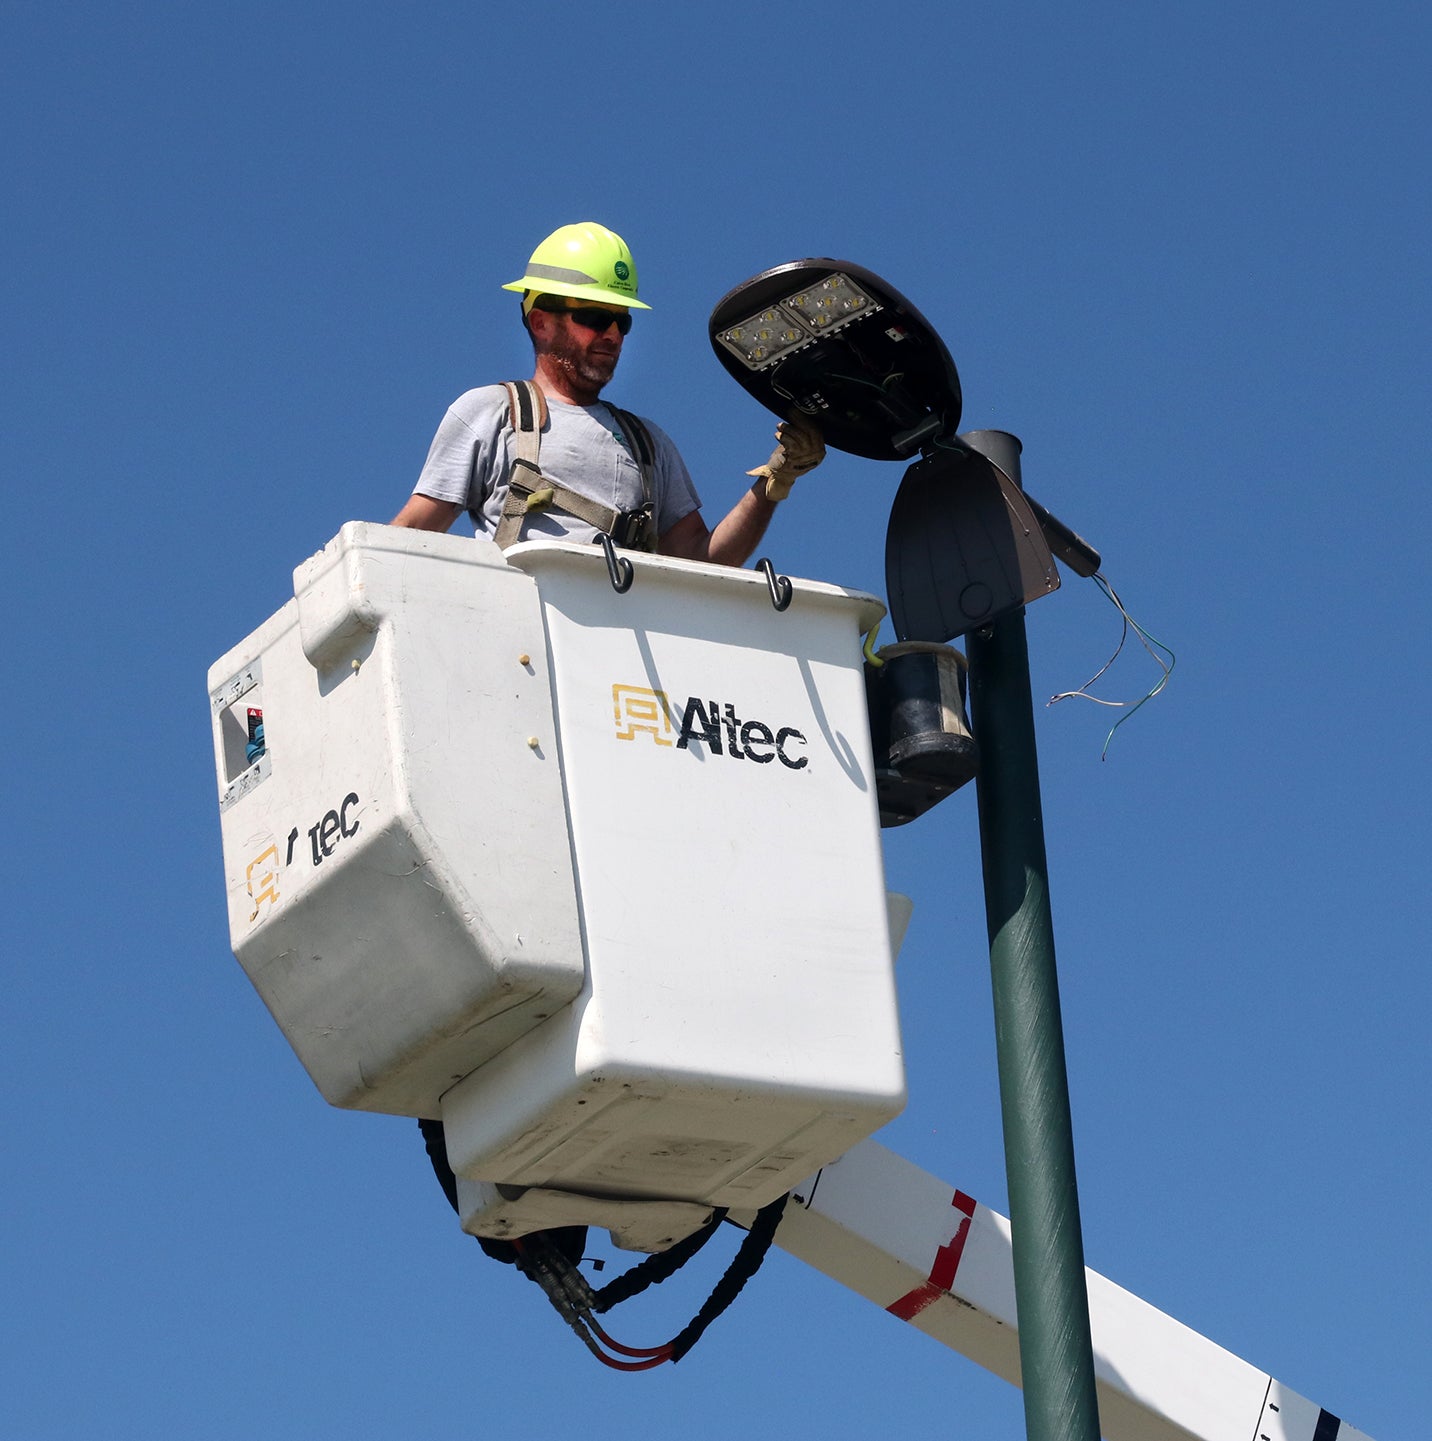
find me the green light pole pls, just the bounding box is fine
[963,433,1102,1441]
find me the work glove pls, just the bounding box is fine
[747,415,825,502]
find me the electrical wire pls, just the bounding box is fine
[825,370,905,394]
[1048,572,1174,759]
[929,428,969,453]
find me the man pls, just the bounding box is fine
[391,221,823,564]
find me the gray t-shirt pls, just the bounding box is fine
[413,385,702,544]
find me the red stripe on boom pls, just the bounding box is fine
[887,1190,977,1321]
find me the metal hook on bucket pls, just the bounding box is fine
[596,533,634,594]
[756,557,792,612]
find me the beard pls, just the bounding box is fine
[541,326,619,399]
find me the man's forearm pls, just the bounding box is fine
[704,481,779,567]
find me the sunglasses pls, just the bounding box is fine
[535,300,633,336]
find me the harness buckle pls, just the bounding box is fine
[611,504,656,552]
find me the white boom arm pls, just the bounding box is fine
[761,1140,1370,1441]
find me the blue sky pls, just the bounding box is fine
[4,3,1428,1437]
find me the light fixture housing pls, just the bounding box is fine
[709,259,962,461]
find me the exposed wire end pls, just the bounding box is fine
[1048,571,1175,760]
[863,623,885,667]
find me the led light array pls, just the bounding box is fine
[718,274,879,370]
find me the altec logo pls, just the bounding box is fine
[612,684,808,769]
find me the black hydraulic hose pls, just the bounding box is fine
[417,1118,584,1265]
[592,1208,729,1312]
[667,1192,788,1363]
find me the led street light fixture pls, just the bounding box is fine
[716,274,879,372]
[710,259,963,461]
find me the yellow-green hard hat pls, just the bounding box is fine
[502,222,651,310]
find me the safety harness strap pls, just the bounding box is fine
[605,406,656,507]
[492,380,658,552]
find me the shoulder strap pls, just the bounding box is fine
[604,405,658,552]
[503,380,546,469]
[495,381,551,549]
[605,404,656,511]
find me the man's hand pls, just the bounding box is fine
[746,415,825,502]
